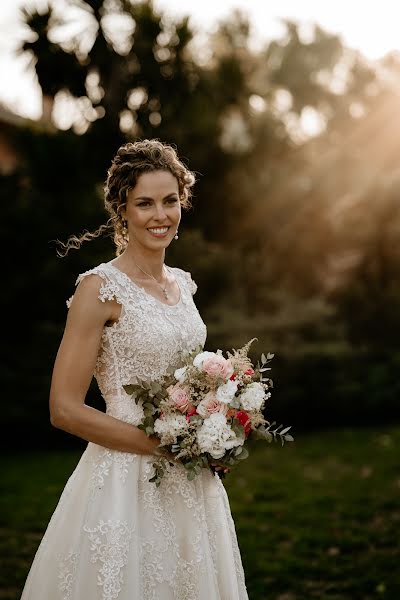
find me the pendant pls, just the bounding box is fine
[163,288,169,299]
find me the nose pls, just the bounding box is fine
[154,202,168,221]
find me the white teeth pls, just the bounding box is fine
[148,227,169,233]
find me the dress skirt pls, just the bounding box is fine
[20,441,249,600]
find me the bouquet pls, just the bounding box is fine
[123,338,293,486]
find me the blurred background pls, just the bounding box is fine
[1,1,399,599]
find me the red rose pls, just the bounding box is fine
[230,373,237,380]
[244,368,254,376]
[186,406,197,422]
[236,410,251,436]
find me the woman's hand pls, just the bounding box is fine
[210,462,230,477]
[148,435,180,463]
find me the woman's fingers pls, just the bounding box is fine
[210,464,230,477]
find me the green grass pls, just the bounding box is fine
[2,427,400,600]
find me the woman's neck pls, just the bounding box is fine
[118,242,166,279]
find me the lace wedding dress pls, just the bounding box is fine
[20,261,249,600]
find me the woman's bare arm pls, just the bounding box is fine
[49,274,161,456]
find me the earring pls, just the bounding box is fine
[174,229,179,240]
[122,219,129,241]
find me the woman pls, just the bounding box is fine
[20,139,249,599]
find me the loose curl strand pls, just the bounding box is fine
[56,139,196,257]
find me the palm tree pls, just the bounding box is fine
[18,2,87,124]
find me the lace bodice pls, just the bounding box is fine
[70,261,207,424]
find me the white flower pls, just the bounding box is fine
[174,366,188,383]
[196,413,242,460]
[239,382,266,412]
[193,351,217,369]
[154,414,189,445]
[216,379,239,404]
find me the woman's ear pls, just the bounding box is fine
[119,202,127,221]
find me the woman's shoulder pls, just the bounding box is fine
[170,266,198,296]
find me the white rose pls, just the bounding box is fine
[174,366,188,382]
[154,414,189,445]
[193,351,217,369]
[196,413,241,459]
[239,382,266,412]
[216,379,239,404]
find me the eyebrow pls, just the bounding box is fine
[134,193,179,201]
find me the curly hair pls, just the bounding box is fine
[56,139,196,256]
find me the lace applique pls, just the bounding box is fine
[140,537,199,600]
[83,519,133,600]
[57,551,78,600]
[105,395,145,426]
[75,268,124,305]
[216,476,248,596]
[137,461,215,598]
[90,447,137,497]
[181,270,198,295]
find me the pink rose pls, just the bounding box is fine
[197,392,228,418]
[244,368,255,376]
[202,355,234,380]
[167,384,191,413]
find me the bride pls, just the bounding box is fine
[20,138,249,599]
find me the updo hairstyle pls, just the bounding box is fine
[57,138,196,256]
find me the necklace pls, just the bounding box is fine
[132,261,170,300]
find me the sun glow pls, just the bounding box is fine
[1,0,400,120]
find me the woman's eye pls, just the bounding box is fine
[167,197,178,203]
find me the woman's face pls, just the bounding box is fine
[123,170,181,250]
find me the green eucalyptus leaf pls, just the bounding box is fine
[237,447,249,460]
[189,415,203,424]
[280,426,292,435]
[123,384,137,395]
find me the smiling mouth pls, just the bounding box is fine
[147,226,170,236]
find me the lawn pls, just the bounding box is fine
[2,426,399,600]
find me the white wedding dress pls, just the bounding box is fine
[20,261,249,600]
